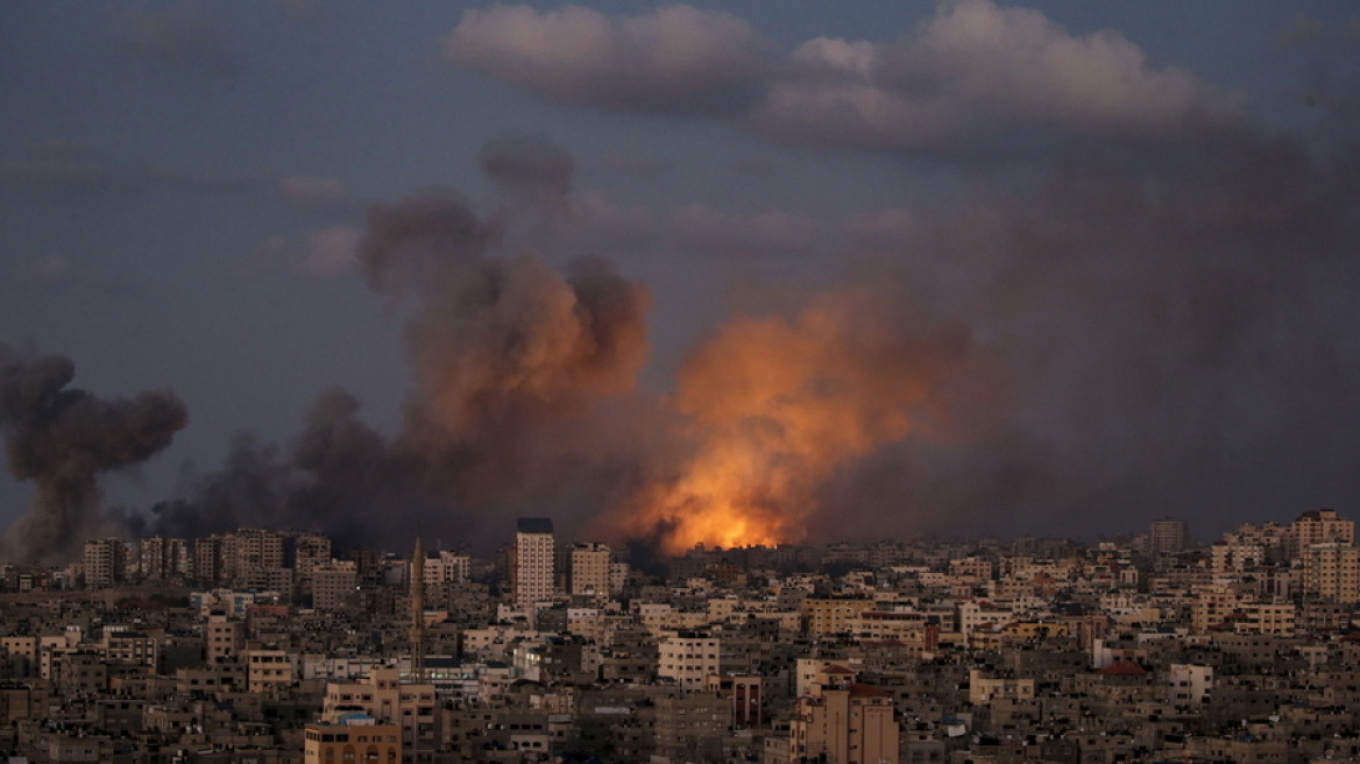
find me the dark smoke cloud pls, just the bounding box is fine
[0,344,186,562]
[480,135,575,210]
[123,107,1360,552]
[818,125,1360,540]
[132,150,653,551]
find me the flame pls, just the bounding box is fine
[623,288,972,553]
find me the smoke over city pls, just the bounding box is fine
[5,107,1352,558]
[0,345,187,562]
[130,165,656,552]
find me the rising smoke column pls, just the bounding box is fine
[0,344,187,562]
[359,190,651,530]
[608,286,992,553]
[129,142,654,551]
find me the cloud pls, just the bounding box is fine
[751,0,1243,152]
[480,135,575,210]
[253,226,362,278]
[115,1,236,73]
[444,1,1242,157]
[442,3,774,116]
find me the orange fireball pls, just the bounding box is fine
[621,287,974,553]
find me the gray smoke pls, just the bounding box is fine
[0,344,187,562]
[134,140,652,551]
[129,106,1360,552]
[808,125,1360,541]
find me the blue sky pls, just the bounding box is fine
[2,0,1359,555]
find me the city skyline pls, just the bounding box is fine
[3,1,1360,557]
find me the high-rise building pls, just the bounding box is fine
[313,561,358,611]
[1291,509,1355,559]
[223,527,286,588]
[194,535,225,586]
[569,542,613,599]
[83,538,124,589]
[138,536,192,581]
[290,532,332,598]
[1302,542,1360,604]
[511,518,555,609]
[1149,518,1189,555]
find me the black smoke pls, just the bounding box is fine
[0,344,186,562]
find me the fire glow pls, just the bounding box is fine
[621,289,976,553]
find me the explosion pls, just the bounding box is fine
[619,287,980,553]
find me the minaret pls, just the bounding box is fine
[409,536,425,682]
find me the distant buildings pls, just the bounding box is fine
[1148,517,1189,555]
[1291,508,1355,557]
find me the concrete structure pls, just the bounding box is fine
[83,537,124,589]
[511,517,555,609]
[323,668,435,762]
[305,713,401,764]
[223,526,287,589]
[1149,518,1190,555]
[1302,542,1360,603]
[658,633,721,691]
[313,561,358,611]
[204,614,243,663]
[1291,509,1354,558]
[569,542,613,599]
[789,671,899,764]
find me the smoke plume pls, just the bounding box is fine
[134,151,652,550]
[122,112,1360,552]
[0,344,186,562]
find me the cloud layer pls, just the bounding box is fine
[444,0,1242,155]
[443,4,772,117]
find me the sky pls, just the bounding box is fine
[1,0,1359,557]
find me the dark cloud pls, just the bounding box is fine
[480,135,576,216]
[820,129,1360,539]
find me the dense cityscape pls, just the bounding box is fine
[0,510,1356,762]
[4,3,1359,763]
